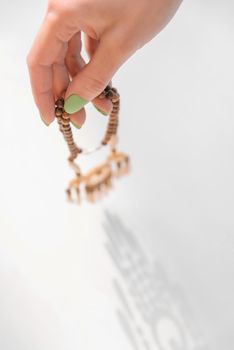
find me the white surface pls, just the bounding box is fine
[0,0,234,349]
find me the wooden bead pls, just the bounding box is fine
[55,107,63,117]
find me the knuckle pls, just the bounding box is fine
[26,52,36,69]
[46,4,80,41]
[47,1,69,17]
[107,33,130,61]
[83,75,107,97]
[48,0,87,18]
[45,9,61,26]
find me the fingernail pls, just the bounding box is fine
[40,113,50,126]
[94,105,108,116]
[64,94,88,114]
[70,120,82,129]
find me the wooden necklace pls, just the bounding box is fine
[55,84,130,203]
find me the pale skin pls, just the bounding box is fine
[27,0,183,127]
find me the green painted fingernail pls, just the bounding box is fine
[71,120,82,129]
[94,105,108,116]
[64,94,88,114]
[40,113,50,126]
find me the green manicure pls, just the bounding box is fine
[71,120,82,129]
[94,105,108,116]
[64,94,88,114]
[40,113,50,126]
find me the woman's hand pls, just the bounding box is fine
[27,0,182,127]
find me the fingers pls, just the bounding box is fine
[66,33,112,116]
[64,34,126,115]
[52,43,70,100]
[27,12,78,125]
[84,34,113,116]
[64,33,87,127]
[70,109,86,129]
[65,32,84,78]
[84,34,99,58]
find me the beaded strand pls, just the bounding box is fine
[54,84,129,203]
[55,84,120,160]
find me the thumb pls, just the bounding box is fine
[64,37,124,115]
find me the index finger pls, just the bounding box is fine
[27,12,79,124]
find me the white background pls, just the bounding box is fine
[0,1,234,349]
